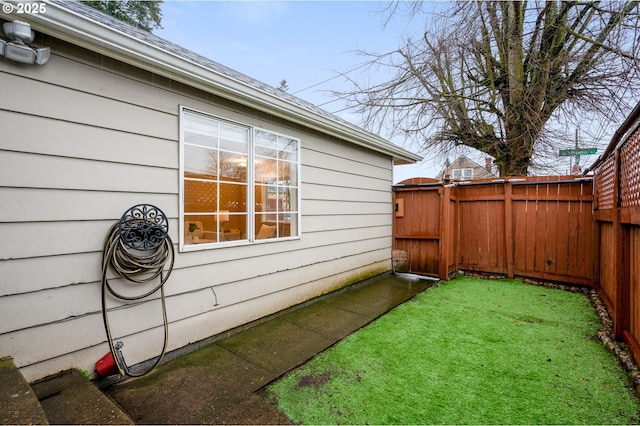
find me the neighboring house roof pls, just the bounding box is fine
[1,0,421,165]
[436,155,496,180]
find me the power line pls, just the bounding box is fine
[329,104,354,115]
[317,92,353,108]
[291,75,341,95]
[291,60,372,95]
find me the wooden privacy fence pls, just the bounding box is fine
[590,103,640,362]
[393,103,640,367]
[393,176,595,286]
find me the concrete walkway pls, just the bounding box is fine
[105,272,434,424]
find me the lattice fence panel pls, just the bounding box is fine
[620,129,640,207]
[596,155,616,210]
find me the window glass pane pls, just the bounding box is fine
[253,215,296,239]
[220,183,247,213]
[255,130,278,158]
[185,130,218,150]
[184,180,217,213]
[277,214,293,237]
[185,113,218,138]
[184,145,217,179]
[254,185,297,214]
[276,187,288,212]
[256,146,279,159]
[278,161,297,185]
[220,122,249,154]
[278,137,298,162]
[254,184,270,213]
[288,215,298,237]
[280,187,298,211]
[220,152,248,181]
[222,213,246,241]
[254,189,297,220]
[266,186,281,213]
[255,158,278,184]
[184,215,220,244]
[255,219,278,240]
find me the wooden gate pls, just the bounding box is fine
[393,178,455,279]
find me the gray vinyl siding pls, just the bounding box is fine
[0,39,393,381]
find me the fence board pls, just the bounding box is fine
[599,222,617,314]
[630,227,640,343]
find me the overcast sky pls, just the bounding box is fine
[155,1,448,180]
[157,1,413,118]
[154,1,608,179]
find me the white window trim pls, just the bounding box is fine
[452,168,473,181]
[179,106,301,252]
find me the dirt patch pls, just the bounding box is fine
[297,370,333,389]
[296,366,365,391]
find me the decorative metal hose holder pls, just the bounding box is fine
[97,204,174,378]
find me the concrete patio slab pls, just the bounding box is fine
[106,272,435,424]
[282,301,371,341]
[108,343,272,424]
[217,318,335,375]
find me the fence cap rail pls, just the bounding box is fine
[394,176,592,190]
[393,182,444,190]
[510,177,593,186]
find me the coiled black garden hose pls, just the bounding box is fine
[100,204,174,377]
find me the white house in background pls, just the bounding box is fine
[436,155,496,181]
[0,0,420,382]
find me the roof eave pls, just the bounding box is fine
[0,1,421,164]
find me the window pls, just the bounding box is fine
[452,168,473,181]
[180,107,300,249]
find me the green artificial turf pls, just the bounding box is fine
[268,276,640,424]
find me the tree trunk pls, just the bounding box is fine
[496,144,532,176]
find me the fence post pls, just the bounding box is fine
[591,178,601,287]
[504,181,514,278]
[613,150,630,339]
[438,185,451,280]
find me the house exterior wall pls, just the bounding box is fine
[0,37,394,381]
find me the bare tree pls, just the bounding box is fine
[342,1,640,176]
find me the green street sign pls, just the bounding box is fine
[559,148,597,156]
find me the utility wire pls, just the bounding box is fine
[291,60,371,95]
